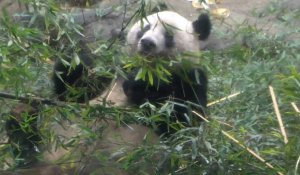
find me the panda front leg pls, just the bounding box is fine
[122,69,174,105]
[122,68,208,136]
[122,70,177,136]
[171,67,208,125]
[153,67,208,136]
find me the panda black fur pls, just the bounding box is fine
[52,40,112,102]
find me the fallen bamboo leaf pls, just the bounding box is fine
[206,0,217,5]
[211,8,230,18]
[192,0,209,9]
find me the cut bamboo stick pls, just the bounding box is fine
[269,86,288,144]
[291,102,300,114]
[192,110,284,175]
[207,92,241,106]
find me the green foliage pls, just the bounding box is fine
[123,54,172,85]
[0,0,299,174]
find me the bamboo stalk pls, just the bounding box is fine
[269,86,288,144]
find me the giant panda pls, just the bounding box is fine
[4,11,211,175]
[52,11,210,135]
[123,11,210,135]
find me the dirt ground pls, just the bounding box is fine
[1,0,299,44]
[165,0,300,49]
[166,0,300,27]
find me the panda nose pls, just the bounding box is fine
[140,38,156,50]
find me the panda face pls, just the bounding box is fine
[136,24,168,55]
[134,23,176,56]
[127,11,204,57]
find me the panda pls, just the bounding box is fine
[123,11,210,135]
[52,11,210,136]
[4,11,211,175]
[53,11,210,133]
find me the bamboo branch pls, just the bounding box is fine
[0,92,84,107]
[269,86,288,144]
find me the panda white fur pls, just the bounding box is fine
[126,11,211,56]
[5,11,211,175]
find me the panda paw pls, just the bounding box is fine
[122,76,148,104]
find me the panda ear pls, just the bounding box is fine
[192,14,211,40]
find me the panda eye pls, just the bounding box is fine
[136,24,151,39]
[136,31,143,39]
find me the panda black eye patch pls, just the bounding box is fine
[136,24,151,39]
[164,31,175,48]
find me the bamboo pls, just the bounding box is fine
[291,102,300,114]
[207,92,241,106]
[192,110,284,175]
[269,86,288,144]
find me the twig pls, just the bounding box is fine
[192,111,233,128]
[295,154,300,175]
[207,91,241,106]
[0,92,84,108]
[269,86,288,144]
[168,161,199,174]
[291,102,300,114]
[89,79,117,105]
[106,81,117,100]
[192,110,209,122]
[192,110,284,175]
[106,4,140,50]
